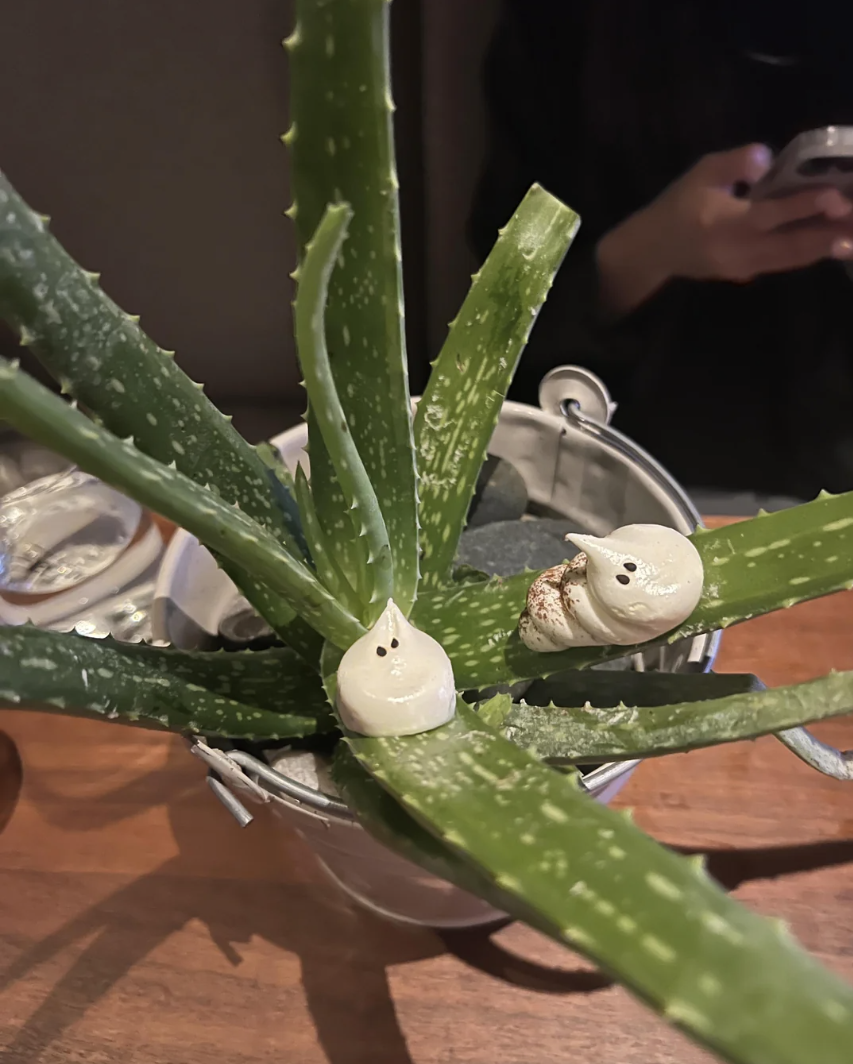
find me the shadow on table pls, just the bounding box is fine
[2,736,853,1064]
[0,730,22,836]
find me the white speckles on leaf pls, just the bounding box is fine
[822,1000,850,1023]
[22,657,57,670]
[645,872,683,901]
[700,911,744,944]
[560,925,596,950]
[823,517,853,532]
[642,935,676,963]
[540,801,568,823]
[663,1000,712,1034]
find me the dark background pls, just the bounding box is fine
[0,0,502,441]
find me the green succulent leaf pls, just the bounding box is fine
[499,671,853,763]
[414,184,579,590]
[0,170,304,552]
[288,0,419,615]
[294,463,360,614]
[347,700,853,1064]
[412,491,853,689]
[332,741,544,920]
[0,626,331,738]
[522,669,765,711]
[475,691,514,729]
[0,169,326,655]
[0,358,364,649]
[225,573,322,664]
[294,203,393,623]
[110,639,330,721]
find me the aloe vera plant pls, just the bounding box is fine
[2,2,853,1061]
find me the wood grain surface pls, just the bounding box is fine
[1,521,852,1064]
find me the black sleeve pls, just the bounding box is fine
[467,0,648,405]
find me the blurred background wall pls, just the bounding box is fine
[1,0,497,441]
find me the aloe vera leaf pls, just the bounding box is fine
[104,639,331,723]
[294,203,392,622]
[0,171,303,552]
[415,185,579,589]
[255,441,303,526]
[0,626,327,738]
[412,490,853,689]
[348,701,853,1064]
[475,692,514,728]
[451,563,491,586]
[256,441,295,487]
[499,670,853,764]
[332,742,527,916]
[0,359,364,649]
[0,171,318,653]
[294,463,359,614]
[523,670,764,712]
[247,442,326,654]
[287,0,419,615]
[224,573,322,664]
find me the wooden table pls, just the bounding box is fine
[2,576,853,1062]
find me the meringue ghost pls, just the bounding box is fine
[336,599,456,737]
[518,523,704,652]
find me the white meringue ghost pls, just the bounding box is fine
[336,598,457,737]
[519,523,704,652]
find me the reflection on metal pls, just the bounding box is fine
[777,727,853,781]
[207,775,254,827]
[173,367,723,823]
[193,742,642,828]
[538,365,617,426]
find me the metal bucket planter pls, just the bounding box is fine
[153,366,720,929]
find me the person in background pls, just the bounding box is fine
[469,0,853,501]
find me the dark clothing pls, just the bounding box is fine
[470,0,853,497]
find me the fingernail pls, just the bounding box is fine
[818,191,852,218]
[750,144,772,171]
[832,237,853,260]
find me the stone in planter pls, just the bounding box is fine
[466,455,528,528]
[457,517,583,578]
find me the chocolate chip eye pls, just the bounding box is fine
[391,638,399,649]
[624,562,637,572]
[376,646,387,657]
[616,574,631,585]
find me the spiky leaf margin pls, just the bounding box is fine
[415,184,579,588]
[347,700,853,1064]
[0,626,330,738]
[412,490,853,689]
[287,0,419,614]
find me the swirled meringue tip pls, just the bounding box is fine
[336,598,457,737]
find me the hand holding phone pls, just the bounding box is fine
[750,127,853,202]
[596,140,853,316]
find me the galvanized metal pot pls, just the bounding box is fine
[155,366,720,928]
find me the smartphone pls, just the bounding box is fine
[749,126,853,201]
